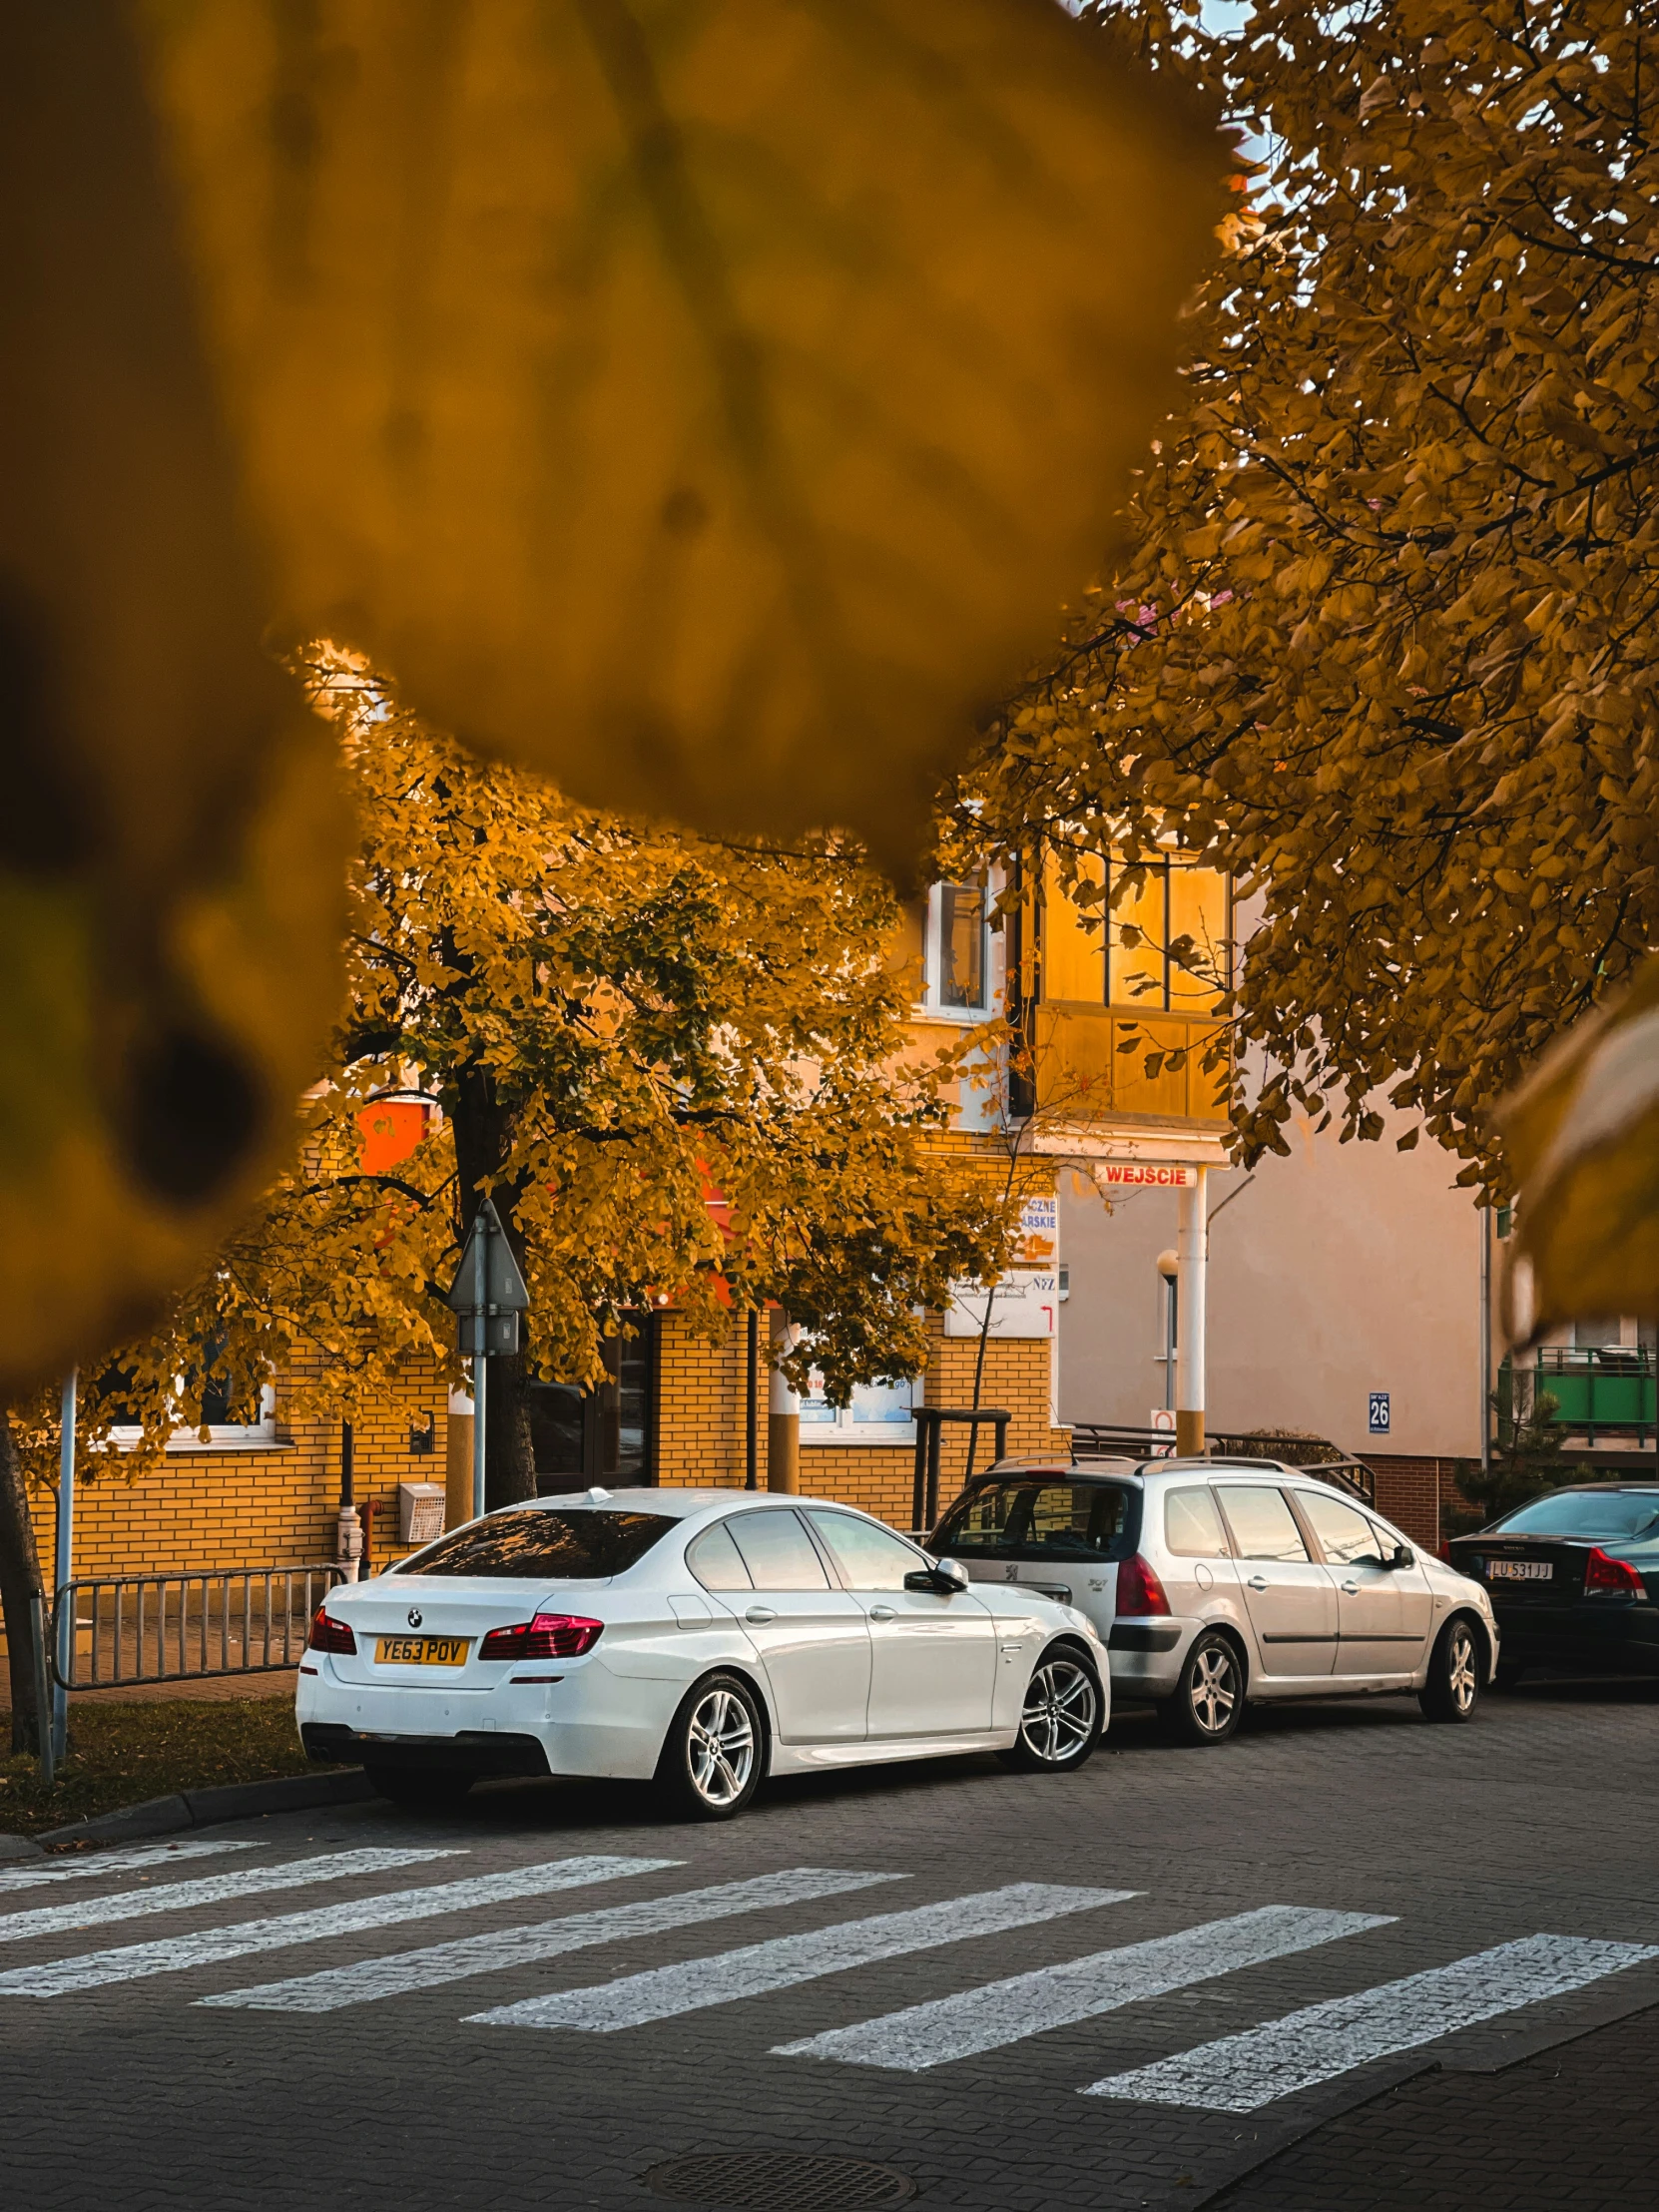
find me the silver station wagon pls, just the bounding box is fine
[930,1455,1498,1744]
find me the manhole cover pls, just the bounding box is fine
[643,2150,917,2209]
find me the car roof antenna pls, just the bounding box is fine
[586,1484,612,1503]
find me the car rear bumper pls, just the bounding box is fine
[302,1723,552,1777]
[1105,1618,1193,1697]
[1491,1603,1659,1673]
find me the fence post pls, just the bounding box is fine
[29,1592,54,1785]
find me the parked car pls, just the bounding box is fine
[929,1455,1498,1744]
[1445,1483,1659,1685]
[298,1487,1107,1818]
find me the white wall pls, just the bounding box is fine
[1057,1110,1485,1458]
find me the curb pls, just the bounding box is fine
[0,1832,44,1860]
[30,1767,375,1851]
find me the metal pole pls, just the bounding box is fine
[1479,1205,1492,1479]
[51,1369,75,1763]
[471,1207,489,1520]
[745,1311,759,1490]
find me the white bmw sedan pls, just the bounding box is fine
[297,1487,1107,1819]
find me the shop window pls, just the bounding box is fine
[800,1372,917,1445]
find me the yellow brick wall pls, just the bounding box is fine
[653,1311,1070,1531]
[31,1359,449,1583]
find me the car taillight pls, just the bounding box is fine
[1115,1554,1172,1618]
[479,1613,604,1660]
[1584,1547,1646,1598]
[308,1606,356,1654]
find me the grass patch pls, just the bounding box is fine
[0,1699,341,1839]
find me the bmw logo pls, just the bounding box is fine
[407,1607,423,1628]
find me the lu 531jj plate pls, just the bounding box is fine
[1487,1559,1552,1582]
[375,1636,470,1665]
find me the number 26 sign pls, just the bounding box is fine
[1368,1391,1390,1434]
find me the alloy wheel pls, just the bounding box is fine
[1189,1642,1240,1737]
[1447,1624,1477,1716]
[687,1687,756,1808]
[1019,1657,1098,1764]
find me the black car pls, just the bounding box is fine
[1446,1484,1659,1684]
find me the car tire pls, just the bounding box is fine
[656,1671,765,1821]
[1419,1615,1483,1723]
[1157,1630,1246,1747]
[997,1643,1103,1774]
[363,1765,476,1810]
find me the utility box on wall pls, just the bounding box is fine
[398,1481,446,1546]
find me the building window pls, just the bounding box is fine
[800,1372,917,1445]
[904,877,995,1018]
[1105,857,1231,1013]
[99,1349,279,1452]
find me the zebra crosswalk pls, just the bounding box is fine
[2,1840,1654,2117]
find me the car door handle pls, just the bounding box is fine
[1341,1581,1360,1595]
[1247,1574,1269,1590]
[745,1605,777,1624]
[867,1604,896,1621]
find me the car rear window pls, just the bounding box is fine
[401,1508,677,1579]
[933,1479,1136,1561]
[1494,1490,1659,1541]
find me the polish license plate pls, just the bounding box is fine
[1487,1559,1551,1582]
[375,1635,469,1665]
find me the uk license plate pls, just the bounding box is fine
[375,1635,469,1665]
[1487,1559,1551,1582]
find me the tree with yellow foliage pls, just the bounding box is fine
[969,0,1657,1187]
[1,675,1015,1741]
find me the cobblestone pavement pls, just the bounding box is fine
[0,1675,1654,2211]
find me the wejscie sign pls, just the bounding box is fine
[1093,1161,1201,1190]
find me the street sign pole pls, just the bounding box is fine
[51,1369,74,1764]
[471,1206,489,1522]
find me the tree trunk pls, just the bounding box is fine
[0,1410,45,1754]
[449,1061,538,1510]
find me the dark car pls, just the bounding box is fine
[1445,1484,1659,1685]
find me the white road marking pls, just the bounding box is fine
[205,1868,903,2012]
[1085,1934,1659,2110]
[0,1855,671,1998]
[468,1882,1136,2034]
[775,1906,1394,2071]
[0,1843,260,1892]
[0,1848,460,1947]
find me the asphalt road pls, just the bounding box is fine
[1,1677,1656,2212]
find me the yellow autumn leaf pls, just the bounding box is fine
[139,0,1229,870]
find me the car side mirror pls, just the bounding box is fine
[905,1558,969,1595]
[1389,1542,1414,1570]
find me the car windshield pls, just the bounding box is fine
[399,1508,677,1578]
[1493,1491,1659,1542]
[933,1479,1134,1561]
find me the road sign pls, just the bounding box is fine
[1369,1391,1390,1434]
[445,1200,530,1316]
[457,1311,522,1358]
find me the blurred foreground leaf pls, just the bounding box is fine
[142,0,1228,870]
[1498,958,1659,1333]
[0,9,348,1392]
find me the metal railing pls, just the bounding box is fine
[50,1565,346,1691]
[1499,1349,1657,1444]
[911,1407,1011,1536]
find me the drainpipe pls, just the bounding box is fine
[1480,1206,1492,1480]
[1175,1168,1208,1457]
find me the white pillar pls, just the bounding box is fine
[767,1310,801,1493]
[1175,1168,1208,1456]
